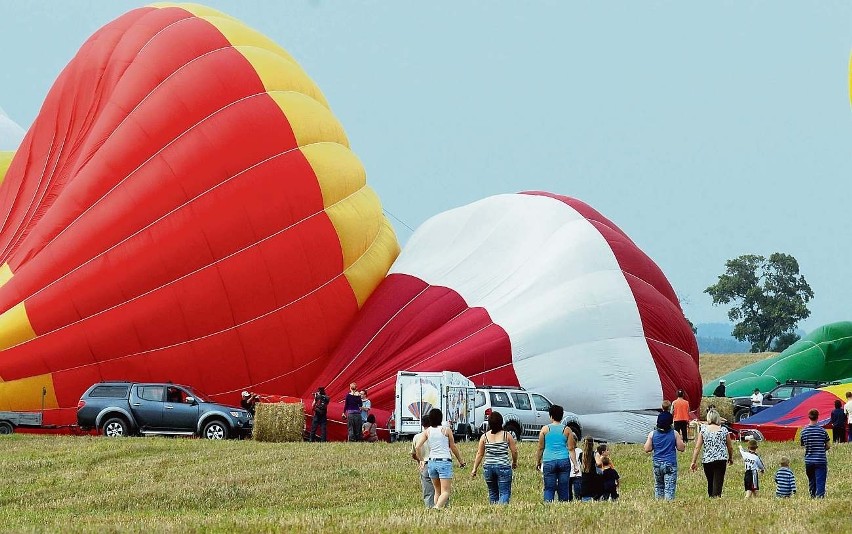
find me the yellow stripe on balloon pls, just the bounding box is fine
[0,262,13,289]
[343,218,400,307]
[0,151,14,187]
[269,92,348,148]
[0,373,59,411]
[302,143,400,306]
[0,302,37,351]
[236,47,327,109]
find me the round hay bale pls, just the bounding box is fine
[699,396,734,423]
[252,402,305,442]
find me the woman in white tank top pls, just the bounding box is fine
[414,408,466,509]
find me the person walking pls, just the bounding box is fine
[342,382,363,442]
[845,391,852,442]
[470,411,518,504]
[535,405,578,503]
[690,409,733,497]
[829,399,846,443]
[411,415,436,508]
[800,408,830,498]
[568,435,583,501]
[672,390,690,443]
[774,456,797,498]
[643,410,685,500]
[414,408,466,509]
[308,386,330,442]
[739,439,764,498]
[579,436,602,501]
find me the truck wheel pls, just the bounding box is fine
[203,420,229,440]
[102,417,129,437]
[734,409,750,422]
[505,422,521,442]
[0,421,13,435]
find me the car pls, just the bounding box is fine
[76,381,253,439]
[732,380,838,422]
[473,386,582,442]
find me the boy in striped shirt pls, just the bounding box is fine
[774,456,796,498]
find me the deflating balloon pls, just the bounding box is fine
[310,192,700,443]
[705,322,852,397]
[734,381,852,441]
[0,4,399,422]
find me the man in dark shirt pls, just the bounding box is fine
[342,382,363,442]
[309,387,330,442]
[712,379,726,397]
[240,391,259,415]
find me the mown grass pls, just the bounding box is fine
[0,434,849,533]
[699,352,777,383]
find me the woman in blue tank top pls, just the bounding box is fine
[535,404,578,502]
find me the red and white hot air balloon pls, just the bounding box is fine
[310,192,700,442]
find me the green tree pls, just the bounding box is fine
[704,253,813,353]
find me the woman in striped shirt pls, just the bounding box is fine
[470,411,518,504]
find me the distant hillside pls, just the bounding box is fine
[695,322,750,353]
[697,336,750,353]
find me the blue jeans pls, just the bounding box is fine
[483,464,512,504]
[543,458,571,502]
[805,463,827,498]
[653,460,678,500]
[568,477,582,501]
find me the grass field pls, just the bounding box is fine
[699,352,777,383]
[1,434,849,533]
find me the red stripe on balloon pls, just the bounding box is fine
[309,273,515,415]
[0,8,186,264]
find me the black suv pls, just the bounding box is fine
[77,381,253,439]
[732,380,834,422]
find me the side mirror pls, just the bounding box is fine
[763,394,771,400]
[185,396,196,405]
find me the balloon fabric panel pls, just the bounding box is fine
[307,273,515,410]
[0,5,399,414]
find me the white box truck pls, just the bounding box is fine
[392,371,477,441]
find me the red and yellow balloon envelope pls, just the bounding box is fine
[0,4,399,424]
[310,192,700,443]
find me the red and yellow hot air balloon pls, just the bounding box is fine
[0,4,399,425]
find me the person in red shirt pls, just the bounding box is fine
[672,389,690,443]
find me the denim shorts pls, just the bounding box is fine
[428,459,453,480]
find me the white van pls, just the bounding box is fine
[473,385,582,441]
[392,371,477,441]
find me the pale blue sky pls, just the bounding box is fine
[0,1,849,332]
